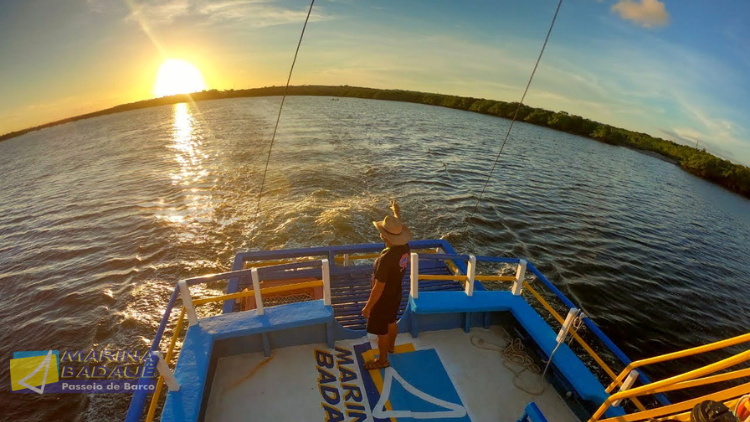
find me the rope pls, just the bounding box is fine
[472,0,564,213]
[253,0,316,228]
[471,311,582,396]
[472,328,544,396]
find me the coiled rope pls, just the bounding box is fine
[471,311,582,396]
[253,0,316,228]
[472,0,564,213]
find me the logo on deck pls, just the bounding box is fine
[314,342,470,421]
[314,347,368,421]
[10,350,60,394]
[372,366,466,420]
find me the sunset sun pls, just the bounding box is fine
[154,59,207,97]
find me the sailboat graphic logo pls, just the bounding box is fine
[10,350,60,394]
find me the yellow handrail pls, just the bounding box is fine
[419,275,467,281]
[242,248,446,268]
[522,280,750,421]
[445,259,460,274]
[656,367,750,394]
[334,248,442,264]
[243,256,322,269]
[597,382,750,422]
[418,274,515,282]
[605,332,750,393]
[591,349,750,421]
[146,308,186,422]
[192,280,324,306]
[475,275,516,282]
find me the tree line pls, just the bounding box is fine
[2,85,748,199]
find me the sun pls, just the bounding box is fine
[154,59,207,97]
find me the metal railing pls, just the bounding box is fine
[407,251,658,412]
[125,259,333,422]
[223,239,454,313]
[409,253,523,298]
[588,333,750,421]
[126,239,679,421]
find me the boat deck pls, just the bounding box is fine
[125,240,696,422]
[204,327,578,422]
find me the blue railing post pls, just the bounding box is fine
[223,253,245,314]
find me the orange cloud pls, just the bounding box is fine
[612,0,669,28]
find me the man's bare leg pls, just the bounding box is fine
[377,334,390,364]
[388,322,398,352]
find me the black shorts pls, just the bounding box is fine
[366,296,401,335]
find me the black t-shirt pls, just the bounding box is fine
[372,244,411,300]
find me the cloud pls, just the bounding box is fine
[611,0,669,28]
[127,0,189,24]
[126,0,327,28]
[659,128,736,161]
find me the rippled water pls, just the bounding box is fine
[1,96,748,420]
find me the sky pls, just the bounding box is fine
[0,0,749,165]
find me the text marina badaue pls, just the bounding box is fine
[58,350,157,379]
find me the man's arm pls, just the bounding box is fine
[362,280,385,318]
[391,199,402,221]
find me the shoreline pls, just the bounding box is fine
[625,146,679,166]
[1,85,747,199]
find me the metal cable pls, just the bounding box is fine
[253,0,316,227]
[472,0,564,213]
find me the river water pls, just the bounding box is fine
[1,96,748,420]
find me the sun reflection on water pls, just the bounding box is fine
[159,102,213,230]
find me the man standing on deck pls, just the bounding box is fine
[362,199,412,370]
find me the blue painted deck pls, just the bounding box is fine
[410,290,625,418]
[161,300,334,422]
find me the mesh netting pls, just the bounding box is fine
[262,293,314,307]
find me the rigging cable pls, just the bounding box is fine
[253,0,316,227]
[472,0,564,213]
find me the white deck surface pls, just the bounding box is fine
[204,327,579,422]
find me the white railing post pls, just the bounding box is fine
[153,351,180,391]
[512,259,527,296]
[556,308,580,343]
[410,253,419,299]
[178,280,198,326]
[465,254,476,297]
[343,254,349,267]
[251,268,264,315]
[321,259,331,306]
[612,370,639,406]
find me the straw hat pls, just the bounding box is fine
[373,215,412,246]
